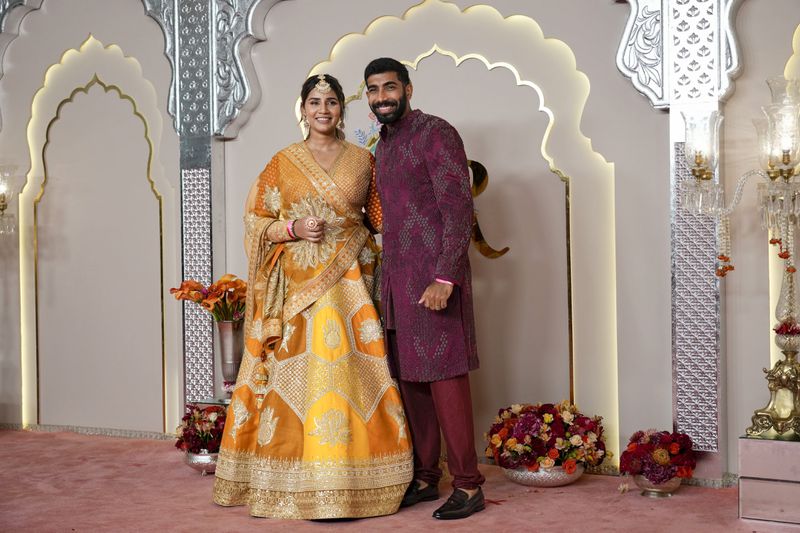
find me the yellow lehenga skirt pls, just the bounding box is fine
[212,143,413,519]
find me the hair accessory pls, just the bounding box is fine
[314,74,332,94]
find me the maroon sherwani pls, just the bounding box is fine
[376,109,484,490]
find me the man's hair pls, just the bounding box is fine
[364,57,410,85]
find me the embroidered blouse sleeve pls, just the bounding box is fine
[243,155,292,260]
[364,153,383,234]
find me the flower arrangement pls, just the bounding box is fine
[619,430,696,484]
[170,274,246,322]
[175,403,226,454]
[774,318,800,336]
[484,401,607,474]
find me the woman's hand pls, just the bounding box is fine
[293,216,326,242]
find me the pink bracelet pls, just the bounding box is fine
[287,220,296,239]
[435,278,454,286]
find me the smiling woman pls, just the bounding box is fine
[211,73,413,520]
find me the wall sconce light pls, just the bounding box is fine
[0,164,17,235]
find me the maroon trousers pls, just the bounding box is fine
[388,331,485,490]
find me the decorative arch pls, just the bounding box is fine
[785,23,800,78]
[20,36,180,431]
[303,0,620,460]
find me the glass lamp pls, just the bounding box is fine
[0,164,17,235]
[680,110,723,216]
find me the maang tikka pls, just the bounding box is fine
[314,74,332,94]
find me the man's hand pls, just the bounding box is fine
[418,281,454,311]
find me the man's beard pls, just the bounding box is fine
[370,91,408,124]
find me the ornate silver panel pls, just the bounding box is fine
[144,0,273,138]
[671,0,718,102]
[182,167,214,401]
[672,142,720,452]
[142,0,178,132]
[178,0,212,136]
[618,0,744,106]
[616,0,666,108]
[0,0,43,129]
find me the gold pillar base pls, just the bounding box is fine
[745,350,800,438]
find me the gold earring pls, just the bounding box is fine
[337,119,345,130]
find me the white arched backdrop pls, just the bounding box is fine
[226,0,619,461]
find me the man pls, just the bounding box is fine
[364,57,485,520]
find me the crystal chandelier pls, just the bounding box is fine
[680,76,800,438]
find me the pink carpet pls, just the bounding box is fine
[0,430,795,532]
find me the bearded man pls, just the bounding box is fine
[364,57,485,520]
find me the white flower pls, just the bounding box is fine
[555,437,567,450]
[208,412,218,423]
[587,431,598,444]
[541,457,555,469]
[570,434,583,446]
[561,411,574,424]
[510,404,523,415]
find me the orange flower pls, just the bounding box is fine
[169,280,205,303]
[669,442,680,455]
[626,442,638,452]
[527,462,540,472]
[652,448,671,466]
[788,266,797,274]
[498,427,509,439]
[677,466,694,479]
[779,251,791,259]
[547,448,559,460]
[563,458,577,474]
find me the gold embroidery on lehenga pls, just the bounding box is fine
[323,319,342,349]
[229,397,250,442]
[279,322,295,353]
[285,195,345,269]
[213,477,408,519]
[358,318,383,344]
[257,406,279,447]
[309,409,351,446]
[387,403,408,443]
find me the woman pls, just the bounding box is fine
[212,74,413,519]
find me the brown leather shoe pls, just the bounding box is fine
[432,487,485,520]
[400,481,440,508]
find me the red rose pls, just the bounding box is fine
[563,458,577,474]
[547,448,559,460]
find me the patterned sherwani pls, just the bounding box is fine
[376,109,479,382]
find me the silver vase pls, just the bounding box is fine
[216,320,244,394]
[502,464,584,487]
[184,450,218,475]
[633,475,682,497]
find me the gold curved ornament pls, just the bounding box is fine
[468,160,509,259]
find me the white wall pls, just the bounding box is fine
[0,0,181,432]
